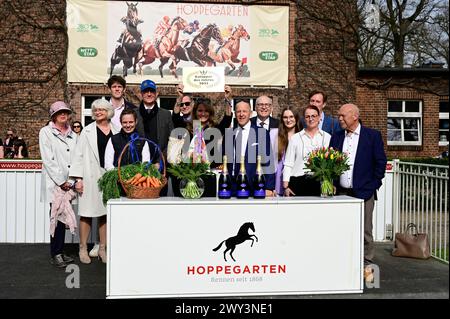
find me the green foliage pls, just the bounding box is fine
[98,168,120,205]
[98,162,162,204]
[120,161,161,181]
[167,159,212,182]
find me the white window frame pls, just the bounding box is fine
[439,102,449,146]
[387,100,422,146]
[81,95,107,126]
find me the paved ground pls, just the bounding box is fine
[0,242,447,299]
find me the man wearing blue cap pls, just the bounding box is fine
[135,79,173,156]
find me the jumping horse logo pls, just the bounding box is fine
[212,222,258,262]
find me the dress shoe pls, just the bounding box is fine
[62,254,75,264]
[50,254,67,268]
[89,244,100,258]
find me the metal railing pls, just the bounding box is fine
[392,160,449,263]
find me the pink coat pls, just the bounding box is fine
[50,187,77,237]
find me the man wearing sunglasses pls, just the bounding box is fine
[3,128,18,159]
[172,83,194,128]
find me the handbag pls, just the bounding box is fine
[392,223,431,259]
[167,135,187,164]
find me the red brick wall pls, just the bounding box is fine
[0,1,67,157]
[357,74,449,158]
[0,0,383,159]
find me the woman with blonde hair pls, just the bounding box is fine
[70,99,118,264]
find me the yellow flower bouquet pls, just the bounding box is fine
[305,147,350,197]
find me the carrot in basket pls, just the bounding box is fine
[137,176,147,184]
[150,176,160,187]
[129,174,140,185]
[147,176,155,187]
[132,173,142,182]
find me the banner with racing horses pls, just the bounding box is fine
[66,0,288,87]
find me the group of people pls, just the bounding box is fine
[0,128,28,159]
[237,90,386,275]
[39,75,386,278]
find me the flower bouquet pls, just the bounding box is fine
[167,121,213,199]
[304,147,350,197]
[167,158,212,199]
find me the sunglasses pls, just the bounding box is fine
[179,102,191,107]
[73,125,81,128]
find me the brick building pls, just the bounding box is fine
[0,0,447,158]
[357,67,449,158]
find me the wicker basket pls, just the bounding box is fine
[117,138,167,199]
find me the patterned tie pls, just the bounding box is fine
[260,121,266,129]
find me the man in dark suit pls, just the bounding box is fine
[225,100,275,197]
[309,90,342,135]
[135,79,173,155]
[250,95,279,131]
[330,103,387,280]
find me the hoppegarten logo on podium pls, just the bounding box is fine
[186,222,287,282]
[213,222,257,262]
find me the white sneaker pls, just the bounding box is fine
[89,244,100,258]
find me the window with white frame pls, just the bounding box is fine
[387,100,422,146]
[81,95,107,127]
[439,100,449,146]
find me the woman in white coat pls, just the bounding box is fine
[39,101,78,268]
[70,99,118,264]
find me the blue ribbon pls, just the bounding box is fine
[137,136,164,174]
[128,133,140,164]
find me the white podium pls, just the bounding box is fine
[106,196,364,298]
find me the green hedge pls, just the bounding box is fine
[388,157,449,166]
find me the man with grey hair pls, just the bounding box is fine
[250,95,279,131]
[330,103,387,283]
[224,100,275,197]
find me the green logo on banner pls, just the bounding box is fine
[77,47,98,57]
[259,51,278,61]
[76,24,99,32]
[258,29,279,38]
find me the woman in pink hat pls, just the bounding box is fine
[39,101,78,268]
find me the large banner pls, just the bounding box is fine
[66,0,289,87]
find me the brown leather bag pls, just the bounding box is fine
[392,223,431,259]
